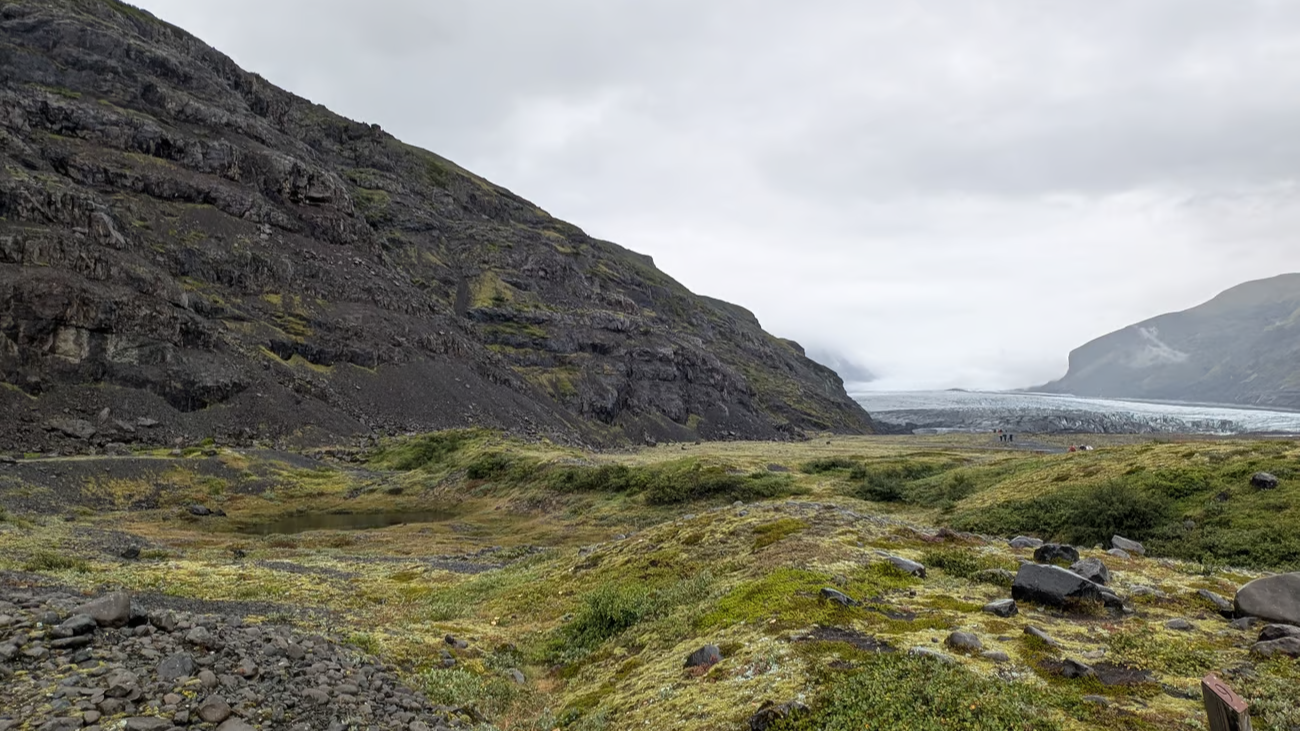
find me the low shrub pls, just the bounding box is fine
[799,457,860,474]
[24,550,90,573]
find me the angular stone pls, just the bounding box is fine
[157,652,196,682]
[1009,536,1044,549]
[504,668,526,685]
[1235,572,1300,626]
[685,644,722,669]
[1164,618,1193,631]
[1259,624,1300,642]
[1111,535,1145,556]
[886,555,926,578]
[1198,588,1237,617]
[1059,658,1096,679]
[215,721,256,731]
[1012,563,1103,609]
[907,647,956,664]
[1025,626,1060,647]
[72,593,132,628]
[52,614,97,638]
[819,587,858,607]
[1252,637,1300,658]
[982,598,1018,617]
[1033,543,1080,565]
[1107,548,1131,559]
[1251,472,1279,490]
[981,650,1011,663]
[1070,557,1110,585]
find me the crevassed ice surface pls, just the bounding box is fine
[851,390,1300,434]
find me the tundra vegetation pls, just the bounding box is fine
[1,431,1299,730]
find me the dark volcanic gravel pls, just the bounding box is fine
[0,580,469,730]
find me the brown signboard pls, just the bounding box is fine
[1202,673,1252,731]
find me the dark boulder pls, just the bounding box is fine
[1259,624,1300,642]
[188,505,213,517]
[819,587,858,607]
[945,631,983,653]
[685,645,722,669]
[1251,472,1279,490]
[72,592,132,628]
[1069,557,1110,585]
[1012,563,1103,609]
[157,652,197,682]
[1252,637,1300,658]
[1033,544,1080,565]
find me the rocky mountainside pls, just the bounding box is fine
[0,0,872,453]
[1037,273,1300,408]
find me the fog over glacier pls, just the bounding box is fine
[132,0,1300,389]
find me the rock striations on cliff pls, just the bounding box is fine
[0,0,872,450]
[1038,273,1300,410]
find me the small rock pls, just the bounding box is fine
[1009,536,1044,549]
[1069,557,1110,585]
[197,695,232,723]
[973,568,1015,586]
[301,688,330,704]
[1230,617,1259,631]
[1025,626,1060,647]
[72,593,132,628]
[123,719,170,731]
[188,505,213,517]
[819,587,858,607]
[1198,589,1237,617]
[1060,658,1096,679]
[1082,695,1110,706]
[504,668,526,685]
[886,555,926,578]
[982,598,1018,617]
[1032,543,1080,565]
[52,614,97,638]
[907,647,957,664]
[1111,535,1145,556]
[443,634,469,650]
[215,720,256,731]
[198,669,219,688]
[980,650,1011,663]
[1260,624,1300,642]
[1251,472,1280,490]
[1165,618,1194,631]
[945,631,983,653]
[1252,637,1300,658]
[157,652,196,682]
[748,700,809,731]
[685,644,722,669]
[1107,548,1131,559]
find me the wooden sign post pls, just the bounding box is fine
[1202,673,1253,731]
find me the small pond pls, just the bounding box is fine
[234,510,457,536]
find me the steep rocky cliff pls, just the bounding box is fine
[1038,273,1300,409]
[0,0,873,451]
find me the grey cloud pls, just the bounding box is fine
[133,0,1300,390]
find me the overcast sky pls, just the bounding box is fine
[133,0,1300,390]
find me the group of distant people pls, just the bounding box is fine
[995,429,1014,443]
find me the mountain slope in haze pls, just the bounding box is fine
[1038,273,1300,408]
[0,0,872,451]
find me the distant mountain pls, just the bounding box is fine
[0,0,872,451]
[1037,274,1300,409]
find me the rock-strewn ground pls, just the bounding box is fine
[0,583,467,730]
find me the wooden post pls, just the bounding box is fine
[1202,673,1253,731]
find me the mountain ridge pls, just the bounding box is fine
[0,0,872,452]
[1037,273,1300,408]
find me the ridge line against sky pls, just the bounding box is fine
[131,0,1300,390]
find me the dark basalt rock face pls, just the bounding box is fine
[0,0,873,451]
